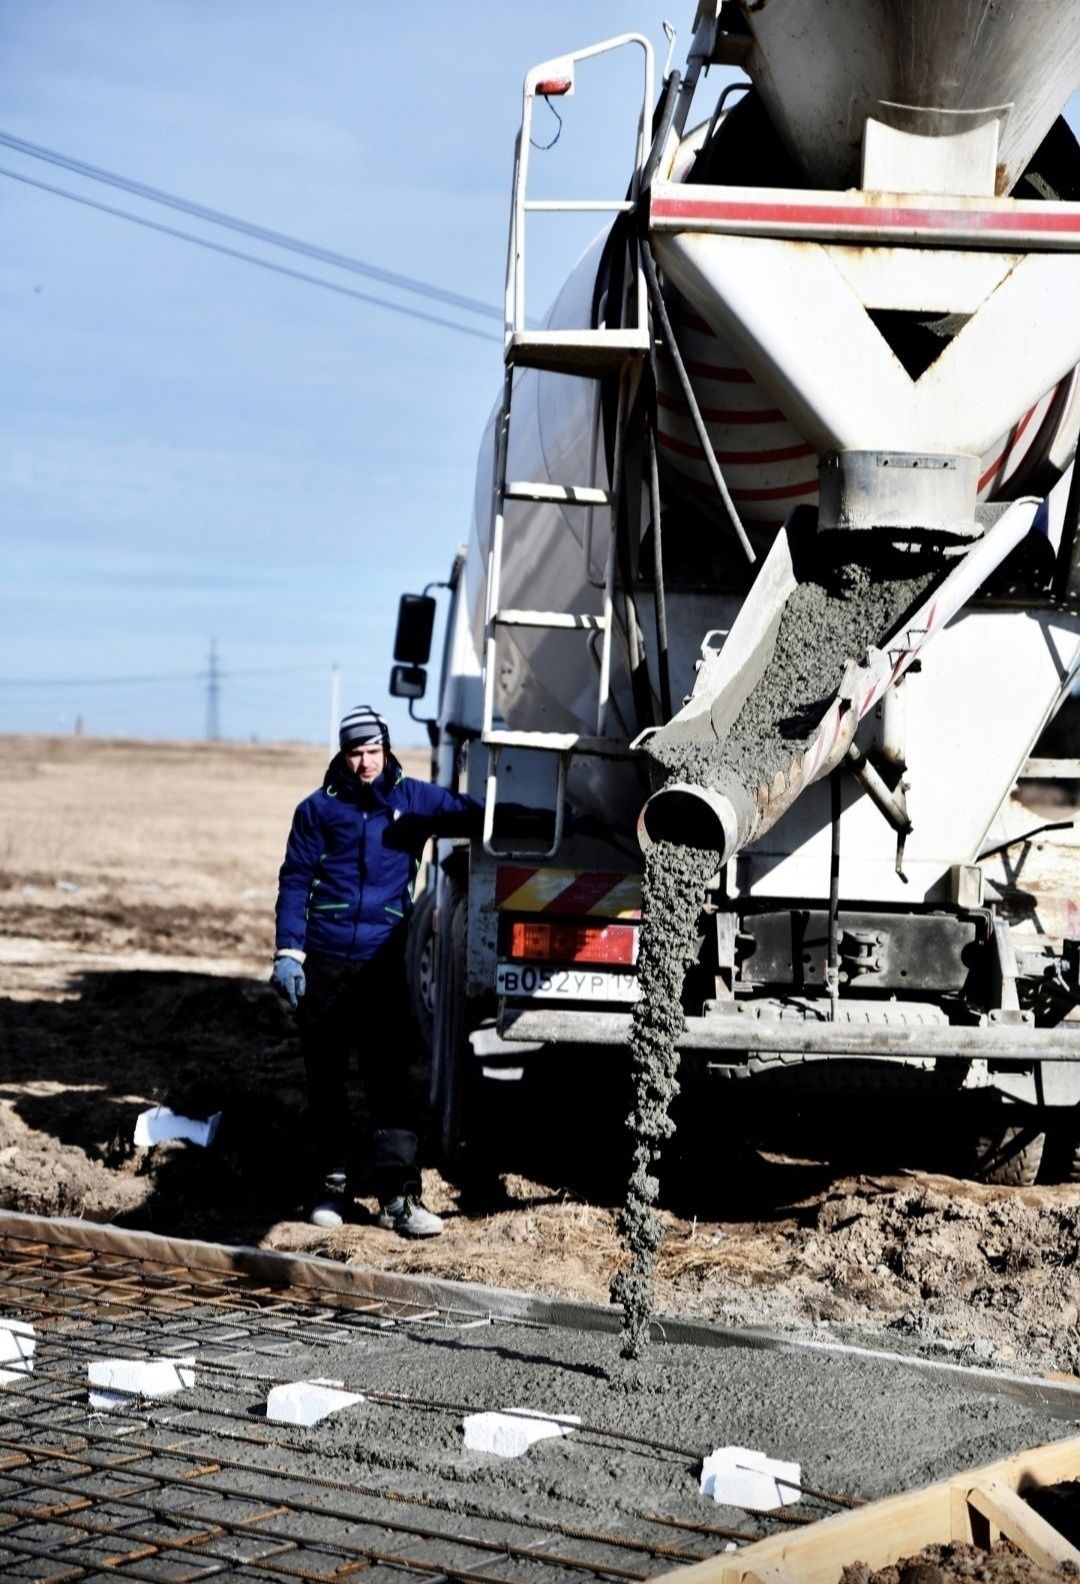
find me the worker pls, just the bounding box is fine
[271,704,481,1235]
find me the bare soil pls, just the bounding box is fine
[2,736,1080,1382]
[843,1535,1080,1584]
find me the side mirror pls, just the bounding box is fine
[393,594,437,664]
[389,664,427,701]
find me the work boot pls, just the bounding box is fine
[309,1173,349,1229]
[376,1196,443,1238]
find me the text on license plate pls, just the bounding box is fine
[496,963,640,1002]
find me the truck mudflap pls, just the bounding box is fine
[495,1006,1080,1062]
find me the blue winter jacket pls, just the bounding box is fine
[275,753,481,962]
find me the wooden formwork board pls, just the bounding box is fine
[654,1436,1080,1584]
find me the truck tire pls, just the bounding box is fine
[436,891,472,1169]
[433,892,506,1185]
[1035,1117,1080,1185]
[405,887,436,1053]
[972,1119,1045,1186]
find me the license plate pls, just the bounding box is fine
[496,963,640,1002]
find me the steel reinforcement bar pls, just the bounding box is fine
[4,1213,874,1584]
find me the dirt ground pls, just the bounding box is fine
[3,735,1080,1383]
[843,1533,1080,1584]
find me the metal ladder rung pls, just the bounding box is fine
[506,328,650,375]
[495,610,607,630]
[483,729,630,756]
[504,481,613,507]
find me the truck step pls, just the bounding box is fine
[505,328,649,375]
[503,481,613,507]
[494,610,607,630]
[482,729,629,755]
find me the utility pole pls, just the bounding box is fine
[205,639,221,741]
[328,664,341,758]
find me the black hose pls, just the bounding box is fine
[646,426,673,720]
[1051,449,1080,603]
[828,771,842,1012]
[639,70,683,194]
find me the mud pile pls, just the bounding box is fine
[843,1535,1079,1584]
[798,1180,1080,1371]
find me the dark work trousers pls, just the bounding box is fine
[297,937,424,1204]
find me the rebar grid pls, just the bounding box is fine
[0,1231,812,1583]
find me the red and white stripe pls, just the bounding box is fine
[977,375,1075,500]
[655,301,818,525]
[494,866,641,919]
[649,187,1080,250]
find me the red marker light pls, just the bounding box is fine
[536,78,573,97]
[508,920,637,966]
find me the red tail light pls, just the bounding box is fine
[508,919,637,966]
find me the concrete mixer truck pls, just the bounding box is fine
[391,0,1080,1185]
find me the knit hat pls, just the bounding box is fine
[339,704,390,751]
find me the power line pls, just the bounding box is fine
[0,664,328,687]
[0,166,499,344]
[0,128,502,323]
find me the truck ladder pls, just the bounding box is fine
[482,33,654,860]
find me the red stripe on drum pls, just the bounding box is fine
[1009,379,1071,490]
[656,432,820,482]
[658,347,755,383]
[657,398,788,425]
[978,403,1038,492]
[657,430,705,461]
[730,477,819,502]
[656,428,815,466]
[657,395,812,460]
[674,307,717,336]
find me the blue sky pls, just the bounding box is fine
[2,8,1078,747]
[0,3,677,744]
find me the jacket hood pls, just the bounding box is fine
[324,750,404,803]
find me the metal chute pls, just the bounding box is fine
[634,498,1044,859]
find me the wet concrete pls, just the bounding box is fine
[612,842,716,1360]
[651,542,942,794]
[165,1309,1080,1528]
[617,540,945,1358]
[9,1247,1080,1583]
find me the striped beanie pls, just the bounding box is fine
[339,704,390,751]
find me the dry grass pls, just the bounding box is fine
[0,735,429,978]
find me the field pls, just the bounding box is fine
[2,734,1080,1379]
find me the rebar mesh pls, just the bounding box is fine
[0,1230,784,1584]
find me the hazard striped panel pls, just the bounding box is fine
[494,866,642,919]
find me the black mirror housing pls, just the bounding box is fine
[389,664,427,701]
[393,594,437,663]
